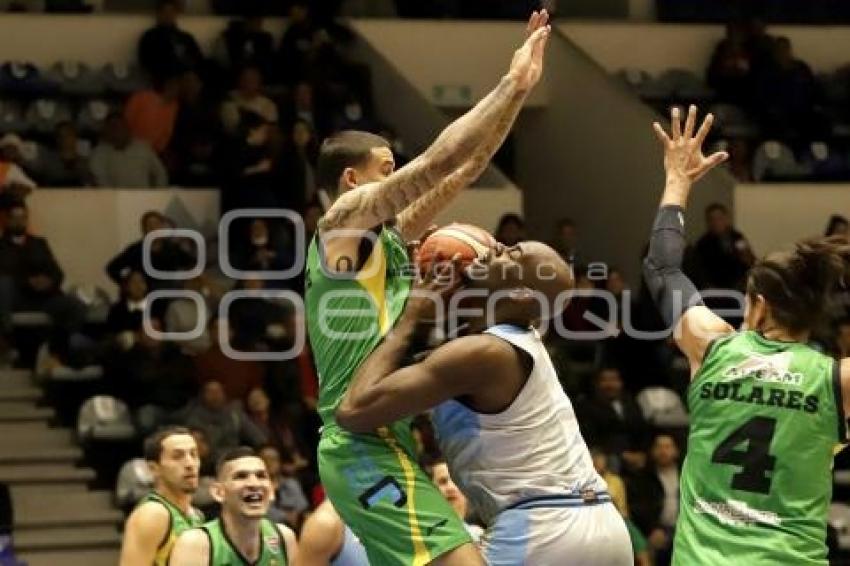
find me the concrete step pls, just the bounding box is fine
[0,463,95,486]
[0,445,81,465]
[14,525,122,553]
[0,401,53,422]
[14,490,122,529]
[10,484,88,498]
[0,370,33,389]
[0,424,74,448]
[0,385,41,402]
[17,548,121,566]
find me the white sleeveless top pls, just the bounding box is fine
[332,525,369,566]
[431,324,607,526]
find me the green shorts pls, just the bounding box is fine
[318,421,472,566]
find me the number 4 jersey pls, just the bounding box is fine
[674,331,844,566]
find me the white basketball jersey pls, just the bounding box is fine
[431,324,607,526]
[332,525,369,566]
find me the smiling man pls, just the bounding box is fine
[170,447,297,566]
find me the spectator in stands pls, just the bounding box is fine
[247,388,309,470]
[826,214,849,237]
[125,76,181,155]
[259,445,309,528]
[495,213,527,246]
[276,2,316,85]
[222,113,280,211]
[91,113,168,188]
[552,217,579,264]
[278,119,319,211]
[0,200,85,338]
[284,81,319,131]
[215,15,275,81]
[221,65,279,134]
[170,71,222,188]
[39,122,92,187]
[0,135,36,203]
[106,270,149,334]
[194,316,264,402]
[303,201,322,244]
[754,36,819,139]
[693,203,754,290]
[163,274,218,356]
[138,0,204,84]
[331,94,376,133]
[228,275,293,350]
[706,21,755,105]
[105,210,195,290]
[725,139,754,183]
[575,367,650,469]
[626,434,681,566]
[107,318,195,433]
[178,380,267,462]
[231,218,292,277]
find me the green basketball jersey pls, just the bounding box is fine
[139,492,204,566]
[305,226,412,426]
[202,518,287,565]
[674,331,844,566]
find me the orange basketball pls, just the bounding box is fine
[415,223,497,273]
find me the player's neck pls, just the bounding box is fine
[155,485,193,515]
[222,512,262,562]
[760,325,809,344]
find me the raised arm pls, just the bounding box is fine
[319,13,550,234]
[643,105,733,374]
[395,11,551,241]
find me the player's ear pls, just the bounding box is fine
[210,481,225,504]
[341,167,359,192]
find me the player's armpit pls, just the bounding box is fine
[119,502,170,566]
[336,335,505,433]
[294,505,345,566]
[674,305,734,376]
[167,529,210,566]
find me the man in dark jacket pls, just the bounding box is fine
[0,200,86,344]
[138,0,204,82]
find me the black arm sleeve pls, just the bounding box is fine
[642,205,704,327]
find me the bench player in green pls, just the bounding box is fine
[120,427,204,566]
[306,11,551,565]
[644,104,850,565]
[169,447,297,565]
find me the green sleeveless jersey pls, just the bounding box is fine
[139,492,204,566]
[305,226,412,426]
[674,331,844,566]
[202,518,287,565]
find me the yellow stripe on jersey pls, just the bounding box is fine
[356,241,391,336]
[378,427,432,566]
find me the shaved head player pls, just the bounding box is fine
[305,11,551,566]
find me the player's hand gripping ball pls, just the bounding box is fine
[415,223,497,278]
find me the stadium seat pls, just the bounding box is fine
[115,458,153,510]
[25,98,73,135]
[66,284,112,324]
[642,68,714,102]
[752,140,810,182]
[101,62,147,95]
[49,61,105,97]
[636,387,689,428]
[77,395,136,442]
[708,103,760,139]
[829,503,850,549]
[0,61,57,96]
[76,99,112,137]
[613,68,653,96]
[803,141,847,181]
[0,100,28,134]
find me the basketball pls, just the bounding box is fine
[415,223,497,274]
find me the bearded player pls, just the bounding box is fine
[306,11,551,566]
[120,427,203,566]
[170,447,297,565]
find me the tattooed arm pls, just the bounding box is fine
[395,84,528,241]
[318,14,551,236]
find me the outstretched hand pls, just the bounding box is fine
[653,105,728,186]
[508,10,551,92]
